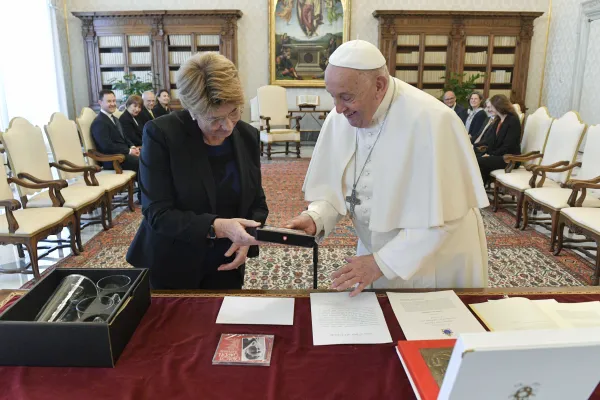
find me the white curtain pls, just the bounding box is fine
[0,0,66,131]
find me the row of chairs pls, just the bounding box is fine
[490,107,600,284]
[0,109,136,280]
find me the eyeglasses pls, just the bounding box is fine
[199,107,243,128]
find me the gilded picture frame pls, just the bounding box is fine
[269,0,351,87]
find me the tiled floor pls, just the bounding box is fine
[0,145,316,290]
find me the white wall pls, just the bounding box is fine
[65,0,549,119]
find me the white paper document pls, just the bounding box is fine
[387,290,485,340]
[216,296,295,325]
[310,292,392,346]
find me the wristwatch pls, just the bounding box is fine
[208,224,217,240]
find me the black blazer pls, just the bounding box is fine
[91,112,134,169]
[137,107,154,127]
[466,109,488,139]
[152,104,171,118]
[480,113,521,157]
[471,116,494,145]
[453,103,468,123]
[126,110,269,289]
[119,110,143,147]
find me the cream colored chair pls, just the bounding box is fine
[491,107,554,183]
[513,103,525,125]
[45,113,136,226]
[76,107,137,179]
[523,124,600,251]
[249,96,261,131]
[0,160,78,281]
[112,109,124,119]
[492,111,587,228]
[1,117,109,253]
[257,85,301,160]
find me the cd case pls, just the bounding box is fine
[252,226,315,248]
[212,334,275,366]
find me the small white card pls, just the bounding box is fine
[216,297,295,326]
[310,292,392,346]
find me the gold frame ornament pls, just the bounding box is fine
[269,0,351,87]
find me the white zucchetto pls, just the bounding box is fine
[328,39,386,70]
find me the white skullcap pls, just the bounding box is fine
[328,40,386,70]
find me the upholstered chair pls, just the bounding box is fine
[1,117,109,253]
[257,85,301,160]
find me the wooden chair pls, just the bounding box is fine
[0,117,109,253]
[45,112,135,226]
[0,148,78,281]
[555,177,600,285]
[257,85,301,160]
[492,111,586,228]
[522,124,600,251]
[76,107,138,204]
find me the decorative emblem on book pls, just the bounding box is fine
[510,383,540,399]
[441,328,454,337]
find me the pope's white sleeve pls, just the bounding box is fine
[373,217,463,281]
[301,200,343,237]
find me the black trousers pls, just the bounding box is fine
[477,155,507,184]
[117,155,141,202]
[149,267,245,290]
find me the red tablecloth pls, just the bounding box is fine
[1,293,599,400]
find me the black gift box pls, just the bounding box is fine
[0,268,150,367]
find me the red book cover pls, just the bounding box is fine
[396,339,457,400]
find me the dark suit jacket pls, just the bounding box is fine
[126,110,269,289]
[453,103,468,123]
[471,116,493,145]
[480,113,521,157]
[119,110,143,147]
[91,112,134,169]
[466,109,488,139]
[152,104,171,118]
[137,107,154,127]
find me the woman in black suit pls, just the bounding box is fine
[119,95,144,147]
[126,53,269,290]
[152,89,171,118]
[465,91,487,141]
[475,94,521,184]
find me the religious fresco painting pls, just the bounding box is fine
[269,0,351,87]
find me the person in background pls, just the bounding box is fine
[475,94,521,184]
[138,91,156,126]
[91,89,139,174]
[119,95,144,147]
[443,90,468,122]
[471,98,495,146]
[153,89,172,118]
[465,91,487,141]
[126,53,268,290]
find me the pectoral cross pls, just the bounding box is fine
[345,189,361,219]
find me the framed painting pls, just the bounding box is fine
[269,0,351,87]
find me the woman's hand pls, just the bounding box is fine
[213,218,260,246]
[284,214,317,235]
[218,244,250,271]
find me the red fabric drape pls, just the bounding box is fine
[0,294,599,400]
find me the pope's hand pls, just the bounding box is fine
[331,255,383,297]
[284,214,317,235]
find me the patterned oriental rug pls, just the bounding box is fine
[22,159,597,289]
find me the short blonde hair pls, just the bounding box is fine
[176,52,244,117]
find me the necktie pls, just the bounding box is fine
[111,115,125,139]
[148,109,155,119]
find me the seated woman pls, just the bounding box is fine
[126,53,269,290]
[152,89,171,118]
[119,95,144,147]
[471,98,494,146]
[475,94,521,184]
[465,91,487,141]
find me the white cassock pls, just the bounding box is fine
[302,77,490,288]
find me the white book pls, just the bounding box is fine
[387,291,485,340]
[216,296,294,325]
[439,328,600,400]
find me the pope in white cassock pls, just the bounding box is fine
[286,40,490,296]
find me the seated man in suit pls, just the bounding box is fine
[152,89,172,118]
[91,89,140,173]
[138,91,156,127]
[443,90,468,122]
